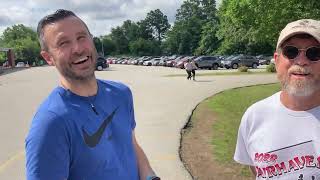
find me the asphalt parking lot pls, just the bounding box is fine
[0,65,277,180]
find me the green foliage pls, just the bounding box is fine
[0,24,40,63]
[2,1,320,58]
[195,21,220,55]
[217,0,320,55]
[144,9,171,42]
[109,10,169,55]
[129,38,160,56]
[238,65,248,72]
[101,36,117,56]
[164,0,218,55]
[266,63,276,73]
[110,26,130,54]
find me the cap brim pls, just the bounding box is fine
[277,31,320,50]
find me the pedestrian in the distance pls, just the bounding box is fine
[184,59,193,80]
[190,59,197,81]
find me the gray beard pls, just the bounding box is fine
[282,78,320,97]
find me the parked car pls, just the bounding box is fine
[221,55,259,69]
[175,56,195,69]
[194,56,221,70]
[166,56,184,67]
[256,55,272,65]
[2,60,9,67]
[15,62,25,67]
[96,57,108,71]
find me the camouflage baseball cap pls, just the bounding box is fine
[276,19,320,50]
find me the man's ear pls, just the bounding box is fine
[274,51,279,63]
[40,50,55,66]
[274,51,280,72]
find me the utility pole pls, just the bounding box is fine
[101,39,105,57]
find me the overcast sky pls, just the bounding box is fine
[0,0,221,37]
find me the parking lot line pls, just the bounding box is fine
[0,150,24,174]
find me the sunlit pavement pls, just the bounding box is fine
[0,65,277,180]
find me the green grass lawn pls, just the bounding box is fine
[166,71,273,77]
[206,83,281,174]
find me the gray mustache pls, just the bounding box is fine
[288,65,311,74]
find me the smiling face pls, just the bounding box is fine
[274,35,320,97]
[40,16,97,82]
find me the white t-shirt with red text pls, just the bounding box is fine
[234,92,320,180]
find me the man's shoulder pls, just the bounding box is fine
[37,87,69,116]
[248,91,280,111]
[98,79,131,95]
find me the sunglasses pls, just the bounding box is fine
[282,46,320,62]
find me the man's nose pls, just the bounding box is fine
[294,51,310,66]
[72,41,84,55]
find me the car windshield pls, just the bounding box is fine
[225,55,235,60]
[231,55,242,60]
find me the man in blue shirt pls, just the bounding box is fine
[25,9,160,180]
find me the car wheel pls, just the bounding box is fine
[212,64,218,70]
[97,66,103,71]
[232,63,238,69]
[252,63,258,69]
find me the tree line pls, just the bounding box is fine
[1,0,320,65]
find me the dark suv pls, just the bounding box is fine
[221,55,259,69]
[96,57,109,71]
[194,56,221,70]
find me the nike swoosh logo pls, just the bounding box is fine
[82,107,118,147]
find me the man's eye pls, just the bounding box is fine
[59,41,69,47]
[78,36,86,40]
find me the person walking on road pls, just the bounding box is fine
[184,59,197,80]
[25,9,160,180]
[234,19,320,179]
[190,59,197,81]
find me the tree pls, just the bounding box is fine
[122,20,140,42]
[129,38,160,56]
[144,9,171,42]
[216,0,320,55]
[164,0,217,55]
[110,26,129,54]
[195,21,220,55]
[137,20,154,41]
[93,37,103,56]
[101,35,116,56]
[0,24,40,64]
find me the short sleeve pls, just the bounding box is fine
[25,111,70,180]
[234,109,253,166]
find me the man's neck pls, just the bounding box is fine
[280,91,320,111]
[60,77,98,97]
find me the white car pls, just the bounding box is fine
[15,62,25,67]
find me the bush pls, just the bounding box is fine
[238,65,248,72]
[266,63,276,73]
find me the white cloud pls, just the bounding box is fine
[0,0,221,37]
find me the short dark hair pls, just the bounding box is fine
[37,9,91,50]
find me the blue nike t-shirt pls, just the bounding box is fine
[25,80,139,180]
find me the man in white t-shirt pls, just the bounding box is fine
[234,19,320,180]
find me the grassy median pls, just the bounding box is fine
[207,83,281,174]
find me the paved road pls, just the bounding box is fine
[0,65,278,180]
